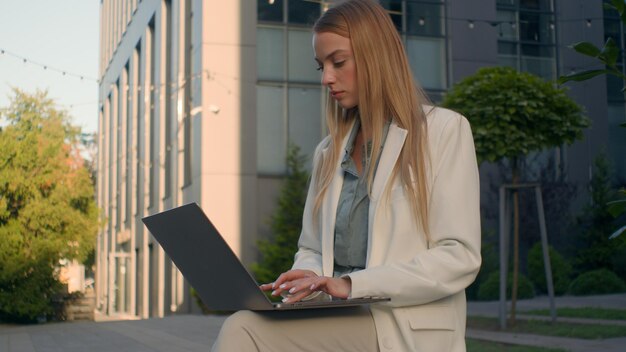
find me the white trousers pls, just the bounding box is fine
[211,306,379,352]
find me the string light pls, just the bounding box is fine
[0,47,99,83]
[2,13,603,89]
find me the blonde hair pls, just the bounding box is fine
[312,0,431,235]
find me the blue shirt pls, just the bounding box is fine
[333,119,390,277]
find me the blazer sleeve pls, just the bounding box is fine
[290,137,329,276]
[348,112,482,307]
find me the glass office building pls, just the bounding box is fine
[96,0,624,319]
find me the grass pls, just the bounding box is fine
[525,307,626,321]
[467,339,566,352]
[467,316,626,339]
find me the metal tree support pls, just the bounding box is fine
[499,183,556,329]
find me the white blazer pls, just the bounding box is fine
[292,106,482,352]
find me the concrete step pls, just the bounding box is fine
[64,292,96,321]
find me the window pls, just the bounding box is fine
[257,27,285,81]
[604,3,625,103]
[164,0,173,199]
[497,0,556,80]
[381,0,447,90]
[148,19,156,207]
[608,104,626,182]
[257,86,286,174]
[258,0,284,23]
[257,1,323,174]
[604,1,626,182]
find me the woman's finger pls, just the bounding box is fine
[259,283,273,291]
[281,288,313,303]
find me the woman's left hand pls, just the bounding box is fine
[282,276,352,303]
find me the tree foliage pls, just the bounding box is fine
[0,89,99,322]
[558,0,626,90]
[574,154,623,274]
[252,144,309,285]
[442,66,589,164]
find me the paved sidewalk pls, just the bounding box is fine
[0,294,624,352]
[0,315,227,352]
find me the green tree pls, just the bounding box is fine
[575,154,622,273]
[252,144,309,285]
[0,89,99,323]
[442,66,589,324]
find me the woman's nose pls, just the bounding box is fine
[321,69,335,86]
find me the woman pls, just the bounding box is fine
[212,0,481,351]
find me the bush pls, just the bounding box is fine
[569,269,626,296]
[477,271,535,301]
[466,240,498,300]
[528,242,571,295]
[574,154,620,273]
[0,260,61,323]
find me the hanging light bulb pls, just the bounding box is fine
[268,0,275,4]
[418,17,425,26]
[468,21,475,29]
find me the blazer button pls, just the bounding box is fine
[382,336,393,349]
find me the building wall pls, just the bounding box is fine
[557,0,610,209]
[96,0,256,319]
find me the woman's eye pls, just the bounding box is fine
[333,61,345,68]
[316,65,324,71]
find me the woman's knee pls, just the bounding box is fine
[219,310,263,336]
[212,311,263,351]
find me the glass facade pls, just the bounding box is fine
[256,0,447,174]
[497,0,556,80]
[381,0,447,90]
[257,1,323,174]
[603,2,626,182]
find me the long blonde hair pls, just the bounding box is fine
[312,0,431,235]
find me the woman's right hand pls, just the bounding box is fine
[259,269,319,302]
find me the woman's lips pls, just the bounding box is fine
[331,91,345,99]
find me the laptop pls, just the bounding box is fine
[141,203,390,311]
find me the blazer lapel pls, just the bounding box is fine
[370,123,408,201]
[366,123,407,267]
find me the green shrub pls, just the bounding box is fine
[569,269,626,296]
[528,242,571,295]
[0,259,61,323]
[574,154,620,273]
[477,271,535,301]
[466,240,498,300]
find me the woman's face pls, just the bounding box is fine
[313,31,359,109]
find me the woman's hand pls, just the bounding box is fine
[260,269,352,303]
